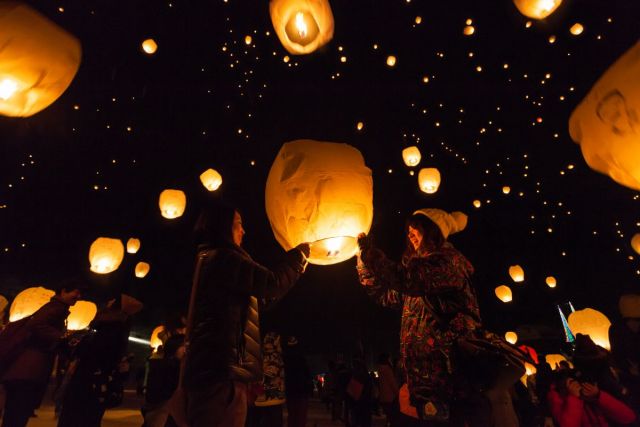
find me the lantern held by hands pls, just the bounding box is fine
[159,189,186,219]
[269,0,334,55]
[150,325,164,351]
[9,286,55,322]
[545,354,571,370]
[89,237,124,274]
[513,0,563,19]
[568,308,611,350]
[0,2,81,117]
[265,139,373,265]
[67,300,97,330]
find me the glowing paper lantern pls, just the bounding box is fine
[509,265,525,282]
[402,146,422,167]
[89,237,124,274]
[568,308,612,350]
[269,0,334,55]
[418,168,441,194]
[631,233,640,254]
[569,23,584,36]
[386,55,397,67]
[521,362,537,386]
[244,35,252,45]
[141,38,157,54]
[356,121,364,131]
[150,325,164,351]
[265,139,373,265]
[135,262,151,278]
[159,189,186,219]
[463,25,475,36]
[502,186,511,194]
[495,285,513,303]
[200,168,223,192]
[513,0,563,20]
[9,286,55,322]
[569,42,640,190]
[545,276,557,288]
[545,354,571,370]
[505,331,518,344]
[66,300,97,330]
[0,2,81,117]
[126,238,141,254]
[473,200,482,208]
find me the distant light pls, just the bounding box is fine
[463,25,475,36]
[548,35,556,44]
[415,16,422,24]
[128,336,151,345]
[386,55,397,67]
[244,35,252,45]
[142,38,158,54]
[569,23,584,35]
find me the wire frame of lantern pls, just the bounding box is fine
[200,168,223,192]
[67,300,97,330]
[269,0,334,55]
[9,286,55,322]
[402,146,422,167]
[126,238,141,254]
[495,285,513,303]
[89,237,125,274]
[418,168,441,194]
[509,265,525,282]
[513,0,563,20]
[159,189,187,219]
[135,262,151,278]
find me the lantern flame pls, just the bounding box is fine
[0,78,18,100]
[310,236,355,260]
[295,12,308,38]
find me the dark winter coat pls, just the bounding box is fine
[2,297,70,385]
[183,244,305,389]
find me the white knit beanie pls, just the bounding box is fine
[413,208,468,239]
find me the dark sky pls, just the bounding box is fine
[1,0,639,357]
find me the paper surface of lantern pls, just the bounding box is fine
[89,237,124,274]
[269,0,334,55]
[141,38,157,54]
[513,0,563,19]
[402,146,422,167]
[200,168,223,191]
[521,362,537,386]
[545,276,557,288]
[570,23,584,36]
[509,265,525,282]
[150,325,165,351]
[505,331,518,344]
[386,56,397,67]
[135,261,151,278]
[0,295,8,315]
[66,300,97,330]
[495,285,513,302]
[418,168,441,194]
[159,189,187,219]
[0,2,81,117]
[545,354,572,370]
[126,238,141,254]
[265,139,373,265]
[569,42,640,191]
[568,308,612,350]
[631,233,640,254]
[9,286,55,322]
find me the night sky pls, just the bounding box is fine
[1,0,639,357]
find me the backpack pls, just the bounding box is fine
[0,316,33,380]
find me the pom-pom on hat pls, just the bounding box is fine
[413,209,468,239]
[619,294,640,319]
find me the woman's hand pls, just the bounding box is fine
[357,233,372,253]
[567,379,582,398]
[296,243,310,258]
[581,383,600,401]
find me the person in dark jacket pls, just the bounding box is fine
[183,202,309,427]
[1,280,84,427]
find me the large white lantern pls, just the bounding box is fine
[66,300,97,330]
[269,0,334,55]
[569,42,640,191]
[568,308,612,350]
[159,189,186,219]
[513,0,563,19]
[9,286,55,322]
[265,139,373,265]
[0,2,81,117]
[89,237,124,274]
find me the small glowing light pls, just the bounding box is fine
[294,11,308,38]
[525,21,532,28]
[505,331,518,344]
[283,55,290,63]
[546,276,557,288]
[465,18,473,25]
[502,186,511,194]
[340,56,347,63]
[463,25,475,36]
[422,76,429,83]
[415,16,422,24]
[570,23,584,35]
[473,199,482,208]
[142,39,158,54]
[356,121,364,131]
[386,55,397,67]
[548,35,557,44]
[244,35,252,45]
[0,79,18,100]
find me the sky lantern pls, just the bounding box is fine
[9,286,55,322]
[545,354,571,370]
[570,23,584,36]
[269,0,334,55]
[265,139,373,265]
[141,38,158,54]
[89,237,124,274]
[631,233,640,254]
[356,121,364,131]
[0,2,81,117]
[402,146,422,167]
[569,41,640,191]
[495,285,513,303]
[386,55,397,67]
[418,168,441,194]
[200,168,223,191]
[509,265,525,282]
[513,0,563,20]
[473,200,482,208]
[135,261,151,278]
[244,35,252,45]
[521,362,537,386]
[159,189,186,219]
[505,331,518,344]
[126,238,141,254]
[568,308,612,350]
[502,186,511,194]
[150,325,164,351]
[545,276,557,288]
[66,300,97,330]
[463,25,475,36]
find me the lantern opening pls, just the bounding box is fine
[0,78,19,100]
[309,235,356,262]
[285,10,320,47]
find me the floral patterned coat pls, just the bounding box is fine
[357,242,481,412]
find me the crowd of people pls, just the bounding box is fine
[0,201,639,427]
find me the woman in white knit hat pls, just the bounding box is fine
[356,208,482,425]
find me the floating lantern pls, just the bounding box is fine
[402,146,422,167]
[415,16,422,24]
[509,265,525,282]
[545,276,557,288]
[159,189,186,219]
[386,55,397,67]
[505,331,518,344]
[569,42,640,191]
[495,285,513,303]
[472,200,482,208]
[463,25,475,36]
[569,23,584,36]
[545,354,572,370]
[141,38,157,54]
[0,2,81,117]
[265,139,373,265]
[269,0,334,55]
[200,168,223,192]
[135,262,151,278]
[631,233,640,254]
[150,325,164,351]
[619,294,640,318]
[126,238,141,254]
[568,308,611,350]
[418,168,441,194]
[244,35,253,45]
[513,0,563,20]
[9,286,55,322]
[89,237,124,274]
[67,300,97,330]
[356,121,364,131]
[502,186,511,194]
